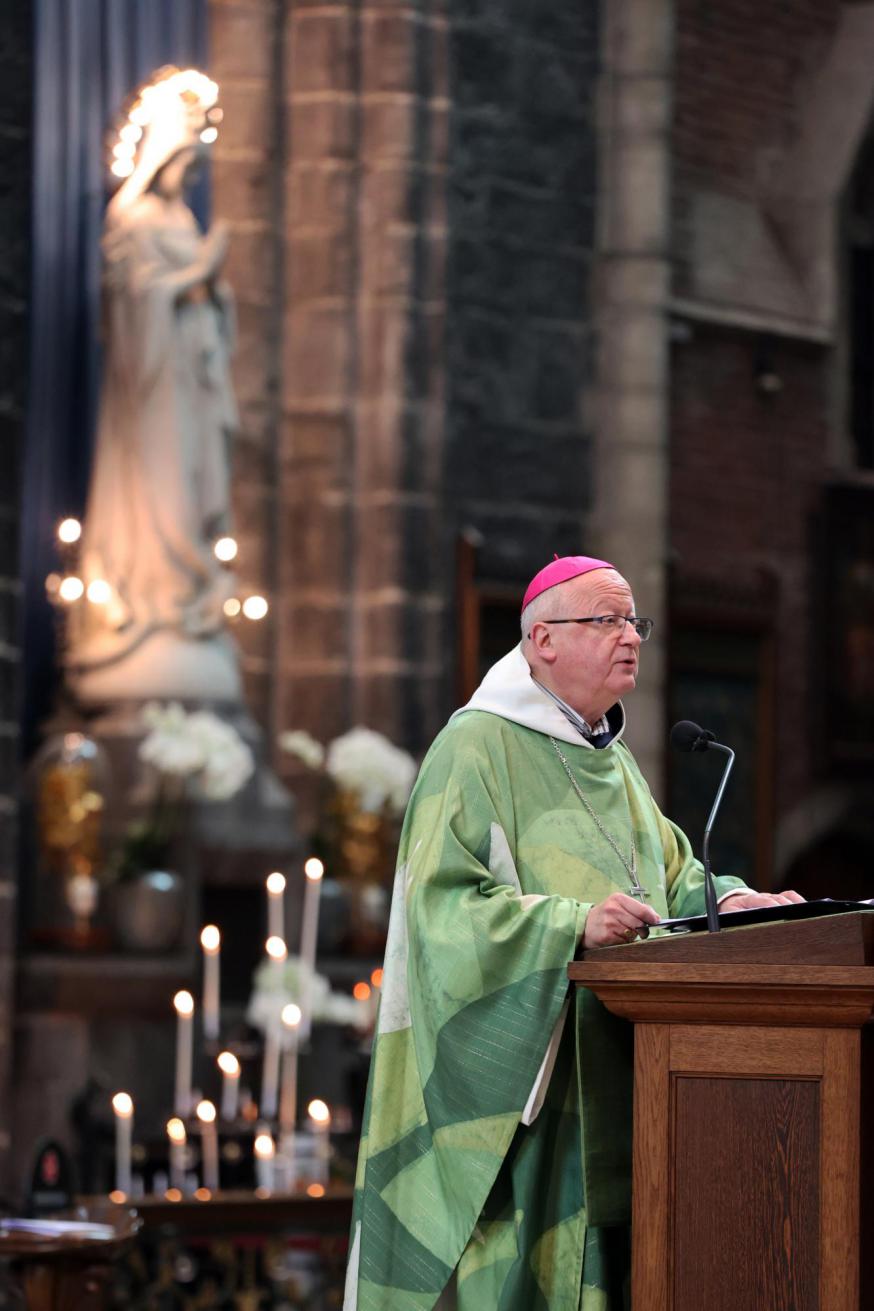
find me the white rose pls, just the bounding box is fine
[278,730,325,770]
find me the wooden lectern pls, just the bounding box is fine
[569,911,874,1311]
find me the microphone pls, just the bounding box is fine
[669,721,736,933]
[670,720,715,753]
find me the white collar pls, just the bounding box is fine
[450,645,626,749]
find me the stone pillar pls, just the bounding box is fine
[0,0,31,1191]
[593,0,673,796]
[279,0,449,786]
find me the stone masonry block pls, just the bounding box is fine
[362,11,417,95]
[211,81,273,156]
[210,3,272,83]
[282,305,351,404]
[212,155,272,224]
[361,95,416,160]
[288,96,357,162]
[279,599,349,663]
[355,498,440,592]
[280,413,351,478]
[286,162,355,230]
[289,8,356,95]
[230,300,274,409]
[286,230,354,301]
[283,491,353,596]
[356,302,409,400]
[279,672,351,744]
[223,225,275,308]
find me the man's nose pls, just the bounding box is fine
[621,620,642,646]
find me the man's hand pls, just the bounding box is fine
[583,892,661,949]
[719,890,805,912]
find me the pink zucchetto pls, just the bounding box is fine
[521,554,615,613]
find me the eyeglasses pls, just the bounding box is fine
[539,615,654,641]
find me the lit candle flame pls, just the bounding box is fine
[174,990,195,1017]
[304,857,324,882]
[112,1092,133,1118]
[282,1003,302,1029]
[196,1099,217,1124]
[57,518,81,543]
[307,1098,331,1126]
[214,536,237,562]
[266,871,286,895]
[166,1117,186,1144]
[58,576,84,603]
[265,936,287,962]
[353,981,372,1002]
[242,594,268,621]
[217,1051,240,1077]
[254,1132,275,1159]
[200,924,221,953]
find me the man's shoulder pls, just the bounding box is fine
[437,708,535,752]
[416,711,533,784]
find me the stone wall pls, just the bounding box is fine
[212,0,449,832]
[0,0,31,1189]
[668,0,855,872]
[444,0,600,585]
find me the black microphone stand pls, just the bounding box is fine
[701,742,735,933]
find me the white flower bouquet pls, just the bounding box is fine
[114,702,255,880]
[279,725,416,817]
[247,953,370,1038]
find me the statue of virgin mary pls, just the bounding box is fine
[69,67,242,704]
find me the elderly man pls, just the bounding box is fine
[345,556,801,1311]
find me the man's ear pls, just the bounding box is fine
[529,621,557,665]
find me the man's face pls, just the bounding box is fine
[532,569,642,718]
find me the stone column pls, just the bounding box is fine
[0,0,31,1192]
[593,0,673,796]
[279,0,448,778]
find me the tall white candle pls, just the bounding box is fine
[266,871,286,941]
[200,925,221,1041]
[261,937,287,1119]
[307,1098,331,1185]
[166,1117,187,1191]
[196,1099,219,1193]
[173,990,195,1117]
[299,858,324,1040]
[112,1092,133,1197]
[254,1130,275,1193]
[279,1003,301,1136]
[217,1051,241,1121]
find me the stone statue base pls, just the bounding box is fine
[68,630,242,706]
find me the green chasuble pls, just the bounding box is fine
[345,647,749,1311]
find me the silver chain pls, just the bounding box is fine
[550,736,650,899]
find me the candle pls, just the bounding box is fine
[217,1051,241,1121]
[261,937,287,1119]
[111,1092,133,1197]
[173,990,195,1117]
[254,1130,275,1193]
[196,1099,219,1193]
[166,1117,187,1192]
[200,925,221,1041]
[307,1097,331,1185]
[266,871,286,940]
[279,1003,301,1136]
[299,857,324,1039]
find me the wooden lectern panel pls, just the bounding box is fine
[632,1024,860,1311]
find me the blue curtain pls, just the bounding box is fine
[23,0,208,743]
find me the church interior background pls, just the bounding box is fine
[2,0,874,1304]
